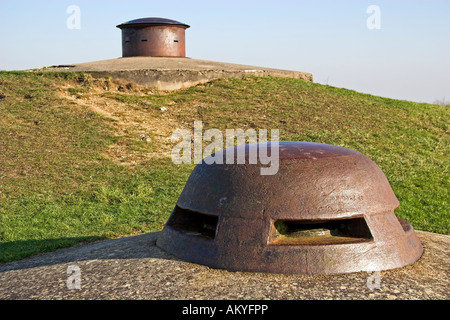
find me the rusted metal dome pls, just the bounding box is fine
[117,17,190,58]
[156,142,423,274]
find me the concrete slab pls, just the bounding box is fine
[40,57,313,90]
[0,230,448,300]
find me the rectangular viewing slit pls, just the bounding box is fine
[173,40,179,42]
[270,217,372,245]
[141,39,148,42]
[167,206,218,240]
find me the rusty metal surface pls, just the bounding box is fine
[156,142,423,274]
[117,17,189,58]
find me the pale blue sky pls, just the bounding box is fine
[1,0,449,103]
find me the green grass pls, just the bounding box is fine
[0,72,448,262]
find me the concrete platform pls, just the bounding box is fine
[40,57,313,90]
[0,230,448,300]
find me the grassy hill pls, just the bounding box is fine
[0,71,448,262]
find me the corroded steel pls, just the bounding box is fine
[117,17,190,58]
[156,142,423,274]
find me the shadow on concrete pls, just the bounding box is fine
[0,236,103,263]
[0,231,179,273]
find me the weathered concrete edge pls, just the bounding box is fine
[79,69,314,90]
[0,230,447,273]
